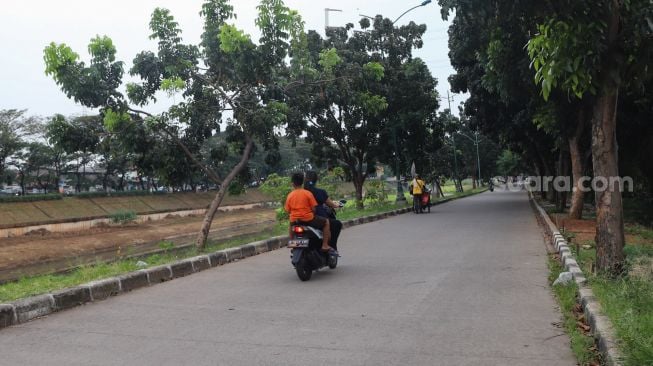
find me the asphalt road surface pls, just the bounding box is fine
[0,190,575,366]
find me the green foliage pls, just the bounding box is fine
[0,194,62,203]
[362,62,384,81]
[228,180,246,196]
[591,276,653,366]
[160,77,186,96]
[109,210,137,224]
[259,173,291,205]
[265,101,290,127]
[356,92,388,116]
[365,180,388,207]
[495,150,522,177]
[548,257,602,365]
[158,240,176,253]
[275,207,289,221]
[527,19,599,100]
[43,42,79,78]
[103,109,131,131]
[218,24,253,53]
[88,35,118,62]
[318,47,341,73]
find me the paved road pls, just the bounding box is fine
[0,191,575,366]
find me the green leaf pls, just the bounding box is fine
[318,48,341,73]
[218,24,252,53]
[363,62,384,81]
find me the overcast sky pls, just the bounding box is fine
[0,0,465,119]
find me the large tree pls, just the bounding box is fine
[44,0,310,249]
[287,17,437,207]
[527,0,653,274]
[46,115,101,193]
[0,110,40,182]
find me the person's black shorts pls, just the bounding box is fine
[294,215,327,230]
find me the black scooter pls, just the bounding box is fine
[287,201,344,281]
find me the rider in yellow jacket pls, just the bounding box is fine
[409,175,426,212]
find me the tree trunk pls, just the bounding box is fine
[196,138,254,250]
[568,111,587,219]
[434,176,443,198]
[19,172,25,195]
[555,148,570,213]
[352,171,365,209]
[592,90,625,275]
[591,3,625,276]
[538,154,555,203]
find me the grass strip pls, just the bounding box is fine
[548,256,602,365]
[561,218,653,366]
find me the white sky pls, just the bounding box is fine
[0,0,466,118]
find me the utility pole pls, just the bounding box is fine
[447,91,462,192]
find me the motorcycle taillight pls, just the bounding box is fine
[292,226,305,237]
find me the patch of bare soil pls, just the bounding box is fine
[0,208,276,282]
[550,213,645,246]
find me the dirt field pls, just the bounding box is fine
[0,208,276,282]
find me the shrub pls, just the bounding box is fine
[365,180,388,206]
[260,173,292,205]
[109,210,137,224]
[0,193,62,203]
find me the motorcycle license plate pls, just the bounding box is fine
[288,239,309,248]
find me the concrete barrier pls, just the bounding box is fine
[86,279,120,301]
[118,271,149,292]
[170,260,194,278]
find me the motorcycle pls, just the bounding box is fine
[287,200,345,281]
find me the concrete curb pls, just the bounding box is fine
[0,192,478,331]
[528,191,623,366]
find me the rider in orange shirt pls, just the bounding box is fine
[285,172,332,251]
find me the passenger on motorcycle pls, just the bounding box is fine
[304,171,343,251]
[284,172,332,252]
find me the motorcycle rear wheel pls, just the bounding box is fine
[295,256,312,281]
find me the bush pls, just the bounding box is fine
[260,173,292,205]
[365,180,388,207]
[228,181,246,196]
[0,193,62,203]
[109,210,137,224]
[275,207,289,221]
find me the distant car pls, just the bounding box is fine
[2,187,21,196]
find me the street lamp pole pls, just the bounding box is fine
[393,126,406,202]
[446,91,462,193]
[475,131,481,184]
[456,131,482,187]
[393,0,432,24]
[368,1,432,202]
